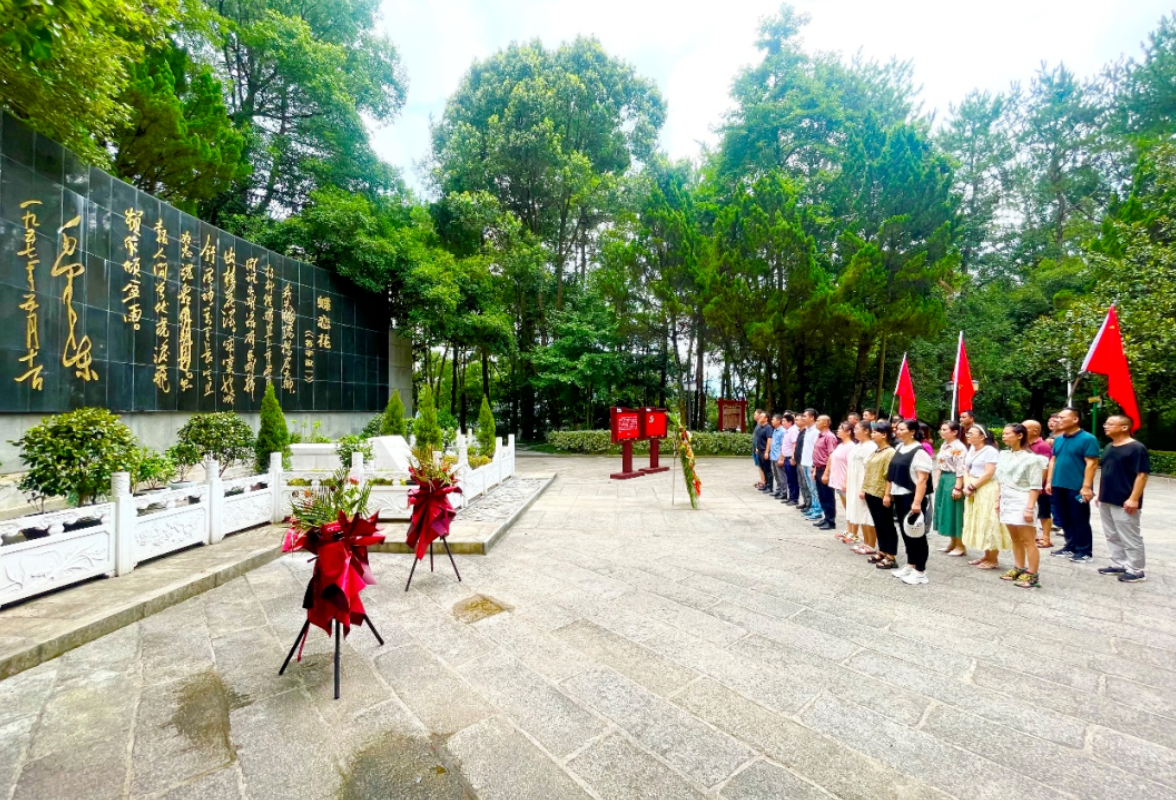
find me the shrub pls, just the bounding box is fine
[361,415,382,439]
[476,395,496,457]
[255,383,290,472]
[336,434,374,467]
[468,454,492,468]
[414,386,443,452]
[166,441,202,481]
[1152,450,1176,476]
[133,447,176,491]
[381,390,406,436]
[12,408,138,506]
[288,419,331,444]
[176,413,255,476]
[545,429,753,456]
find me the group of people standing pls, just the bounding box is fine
[751,406,1151,587]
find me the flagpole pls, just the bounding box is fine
[950,331,961,421]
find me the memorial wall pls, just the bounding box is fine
[0,111,392,418]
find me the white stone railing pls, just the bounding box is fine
[0,459,277,606]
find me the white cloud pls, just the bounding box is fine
[369,0,1173,194]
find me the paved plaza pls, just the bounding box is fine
[2,454,1176,799]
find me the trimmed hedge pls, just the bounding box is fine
[546,429,753,456]
[1152,450,1176,477]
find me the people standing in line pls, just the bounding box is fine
[961,424,1007,570]
[792,413,812,512]
[995,423,1046,589]
[847,420,878,555]
[781,412,800,504]
[862,421,899,569]
[1023,420,1055,549]
[826,421,855,540]
[752,410,768,489]
[1096,414,1150,583]
[811,414,839,530]
[770,414,787,499]
[1046,407,1101,563]
[889,419,934,585]
[934,421,967,557]
[799,409,823,521]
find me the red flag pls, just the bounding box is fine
[953,332,975,414]
[1080,305,1140,431]
[894,353,917,419]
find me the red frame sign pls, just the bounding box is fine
[640,408,668,439]
[716,399,748,432]
[610,408,641,444]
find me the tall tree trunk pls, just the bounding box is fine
[694,316,706,429]
[450,343,459,416]
[481,349,490,400]
[849,334,871,412]
[874,334,889,413]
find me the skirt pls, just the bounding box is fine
[962,475,1012,551]
[933,472,964,538]
[845,467,873,527]
[999,484,1035,527]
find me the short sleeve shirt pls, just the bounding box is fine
[782,425,799,457]
[1051,430,1101,490]
[995,449,1046,492]
[1029,438,1052,459]
[889,442,933,495]
[753,424,770,453]
[770,427,785,460]
[1099,440,1150,508]
[801,426,818,467]
[965,445,999,478]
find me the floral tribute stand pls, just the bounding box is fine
[278,472,387,699]
[404,460,463,592]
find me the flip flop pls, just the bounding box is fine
[976,562,999,570]
[968,558,985,566]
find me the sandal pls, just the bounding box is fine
[853,544,875,555]
[1036,540,1053,549]
[968,557,985,566]
[947,548,967,557]
[976,561,999,570]
[875,557,897,570]
[867,553,886,564]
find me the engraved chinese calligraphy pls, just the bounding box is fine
[243,257,258,397]
[177,231,195,391]
[121,208,144,329]
[220,245,236,405]
[15,200,43,389]
[200,235,216,397]
[280,282,295,391]
[51,216,97,381]
[151,219,170,392]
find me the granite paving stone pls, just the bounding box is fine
[1,454,1175,799]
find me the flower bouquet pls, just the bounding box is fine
[282,467,384,638]
[404,445,463,589]
[671,414,701,509]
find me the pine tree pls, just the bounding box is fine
[414,386,443,452]
[255,382,290,472]
[475,395,496,457]
[380,390,406,436]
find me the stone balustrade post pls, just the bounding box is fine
[270,452,285,523]
[111,471,136,576]
[206,458,224,544]
[349,451,365,486]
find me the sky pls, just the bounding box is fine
[371,0,1173,195]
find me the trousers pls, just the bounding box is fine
[1099,502,1145,572]
[1053,487,1093,557]
[815,467,836,523]
[893,493,929,571]
[784,459,799,501]
[864,493,898,556]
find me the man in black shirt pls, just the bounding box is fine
[1096,414,1150,583]
[752,410,768,489]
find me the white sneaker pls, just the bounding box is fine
[893,565,913,579]
[901,571,929,585]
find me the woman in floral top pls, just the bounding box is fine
[933,421,967,556]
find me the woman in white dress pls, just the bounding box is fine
[846,420,877,555]
[995,423,1046,589]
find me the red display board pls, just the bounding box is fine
[610,407,641,444]
[641,408,668,439]
[716,399,748,432]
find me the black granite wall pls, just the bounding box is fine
[0,112,390,415]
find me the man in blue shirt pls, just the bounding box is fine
[769,414,787,499]
[1045,407,1101,562]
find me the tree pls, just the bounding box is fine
[255,382,289,472]
[381,390,406,437]
[476,395,496,457]
[191,0,408,220]
[413,385,443,452]
[112,44,250,212]
[15,408,139,507]
[0,0,178,164]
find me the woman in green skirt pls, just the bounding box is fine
[934,420,967,555]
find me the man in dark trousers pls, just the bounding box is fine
[1046,407,1101,563]
[1096,414,1150,583]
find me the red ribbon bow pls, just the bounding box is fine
[283,511,385,636]
[405,472,462,560]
